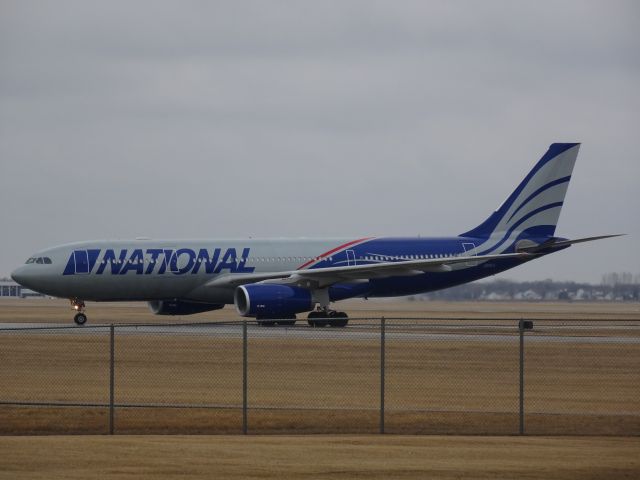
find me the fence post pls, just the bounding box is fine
[518,319,534,435]
[109,324,115,435]
[380,316,386,434]
[242,320,248,435]
[518,318,526,435]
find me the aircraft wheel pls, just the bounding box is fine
[73,312,87,325]
[257,320,276,327]
[328,311,349,328]
[307,311,328,327]
[277,319,296,326]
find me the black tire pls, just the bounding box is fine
[257,320,276,327]
[73,312,87,325]
[277,320,296,326]
[307,311,327,327]
[328,311,349,328]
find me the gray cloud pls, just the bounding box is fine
[1,0,638,282]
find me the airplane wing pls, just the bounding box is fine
[204,252,532,290]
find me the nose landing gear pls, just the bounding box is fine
[71,299,87,325]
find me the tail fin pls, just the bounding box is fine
[461,143,580,240]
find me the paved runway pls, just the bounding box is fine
[1,322,639,344]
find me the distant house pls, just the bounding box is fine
[0,280,21,298]
[0,280,44,298]
[514,289,543,301]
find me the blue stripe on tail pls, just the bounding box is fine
[460,143,579,239]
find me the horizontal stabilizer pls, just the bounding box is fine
[515,234,625,253]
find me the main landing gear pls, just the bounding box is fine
[307,310,349,328]
[71,299,87,325]
[254,310,350,328]
[256,316,297,327]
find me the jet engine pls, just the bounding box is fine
[234,284,313,318]
[148,299,224,315]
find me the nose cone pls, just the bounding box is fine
[11,266,24,284]
[11,266,33,289]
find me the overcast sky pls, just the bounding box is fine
[1,0,638,283]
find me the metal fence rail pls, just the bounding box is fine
[0,318,638,435]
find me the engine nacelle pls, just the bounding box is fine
[234,284,313,318]
[148,300,224,316]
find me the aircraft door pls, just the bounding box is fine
[346,249,356,266]
[74,250,90,274]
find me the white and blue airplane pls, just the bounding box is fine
[11,143,620,326]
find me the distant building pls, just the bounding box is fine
[514,289,542,301]
[0,280,21,297]
[0,280,44,298]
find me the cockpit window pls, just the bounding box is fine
[25,257,52,264]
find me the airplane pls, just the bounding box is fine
[11,143,621,327]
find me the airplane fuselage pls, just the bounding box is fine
[11,236,533,304]
[11,143,616,325]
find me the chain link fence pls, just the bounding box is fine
[1,318,638,435]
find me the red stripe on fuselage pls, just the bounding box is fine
[296,237,374,270]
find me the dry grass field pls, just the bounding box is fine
[1,299,639,478]
[1,298,638,436]
[1,435,639,480]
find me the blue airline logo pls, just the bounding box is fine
[63,248,255,276]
